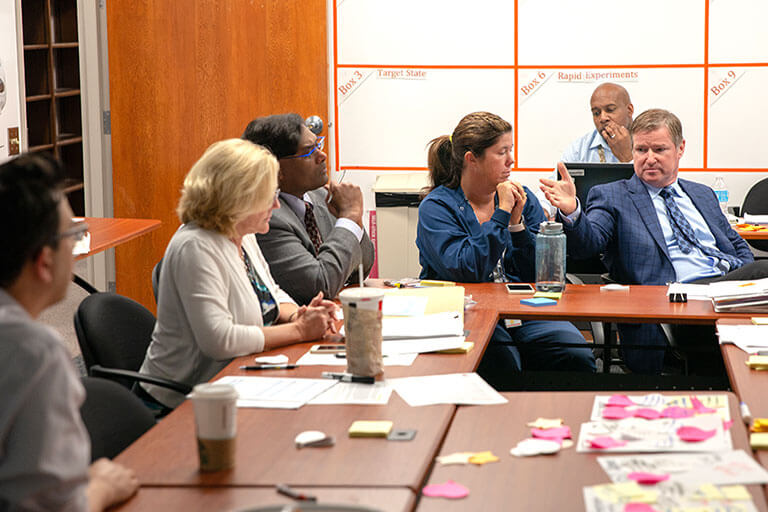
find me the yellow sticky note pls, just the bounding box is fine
[436,341,475,354]
[698,483,723,500]
[468,450,499,465]
[720,485,751,501]
[527,417,564,429]
[632,491,659,504]
[751,418,768,432]
[533,291,562,300]
[750,432,768,449]
[751,317,768,325]
[348,420,393,438]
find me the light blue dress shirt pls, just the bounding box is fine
[562,129,620,163]
[641,180,727,282]
[280,191,363,242]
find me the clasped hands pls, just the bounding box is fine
[496,181,527,226]
[293,292,339,341]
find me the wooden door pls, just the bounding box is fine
[106,0,328,310]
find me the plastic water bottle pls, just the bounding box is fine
[713,175,729,215]
[535,221,566,293]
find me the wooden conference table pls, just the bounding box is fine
[114,283,760,510]
[418,391,767,511]
[74,217,161,261]
[718,318,768,471]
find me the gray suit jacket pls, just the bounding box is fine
[255,188,375,305]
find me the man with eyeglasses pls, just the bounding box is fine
[0,154,138,511]
[243,114,374,305]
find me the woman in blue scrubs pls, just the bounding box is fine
[416,112,595,375]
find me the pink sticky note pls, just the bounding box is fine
[627,472,670,485]
[602,406,633,420]
[689,396,716,414]
[590,436,628,449]
[531,426,571,440]
[624,504,660,512]
[723,419,734,431]
[661,406,695,419]
[633,408,662,420]
[676,425,717,442]
[422,480,469,499]
[607,394,635,407]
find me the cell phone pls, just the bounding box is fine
[310,344,346,354]
[505,283,535,294]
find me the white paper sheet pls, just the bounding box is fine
[583,482,758,512]
[308,381,392,405]
[388,373,507,406]
[381,295,429,316]
[597,450,768,486]
[380,311,464,339]
[295,351,418,366]
[576,414,732,453]
[717,324,768,353]
[589,394,731,422]
[382,336,465,355]
[213,376,337,409]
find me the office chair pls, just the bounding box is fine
[80,377,156,460]
[741,176,768,255]
[151,257,163,302]
[74,292,191,396]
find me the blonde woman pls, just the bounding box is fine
[138,139,336,409]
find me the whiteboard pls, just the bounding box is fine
[329,0,768,210]
[517,0,704,65]
[517,68,704,168]
[337,67,515,168]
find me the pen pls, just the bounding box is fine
[240,364,298,370]
[276,483,317,502]
[321,371,375,384]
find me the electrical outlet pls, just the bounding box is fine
[7,127,19,155]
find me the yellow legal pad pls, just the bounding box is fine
[348,420,393,438]
[436,341,475,354]
[751,317,768,325]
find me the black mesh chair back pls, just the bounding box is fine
[74,292,156,387]
[80,377,155,460]
[742,177,768,253]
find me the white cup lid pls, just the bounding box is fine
[188,383,238,401]
[339,287,385,301]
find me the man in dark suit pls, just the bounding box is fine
[540,108,768,373]
[243,114,375,305]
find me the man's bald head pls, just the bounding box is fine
[590,82,634,133]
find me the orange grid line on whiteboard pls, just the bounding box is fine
[331,1,768,175]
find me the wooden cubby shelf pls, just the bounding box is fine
[20,0,85,215]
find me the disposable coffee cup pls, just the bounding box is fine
[188,383,238,472]
[339,287,384,377]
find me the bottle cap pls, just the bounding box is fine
[539,221,563,234]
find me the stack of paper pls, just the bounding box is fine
[717,324,768,353]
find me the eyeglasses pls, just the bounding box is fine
[274,188,281,202]
[56,222,90,243]
[282,136,325,160]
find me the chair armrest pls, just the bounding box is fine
[565,273,584,285]
[89,366,192,395]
